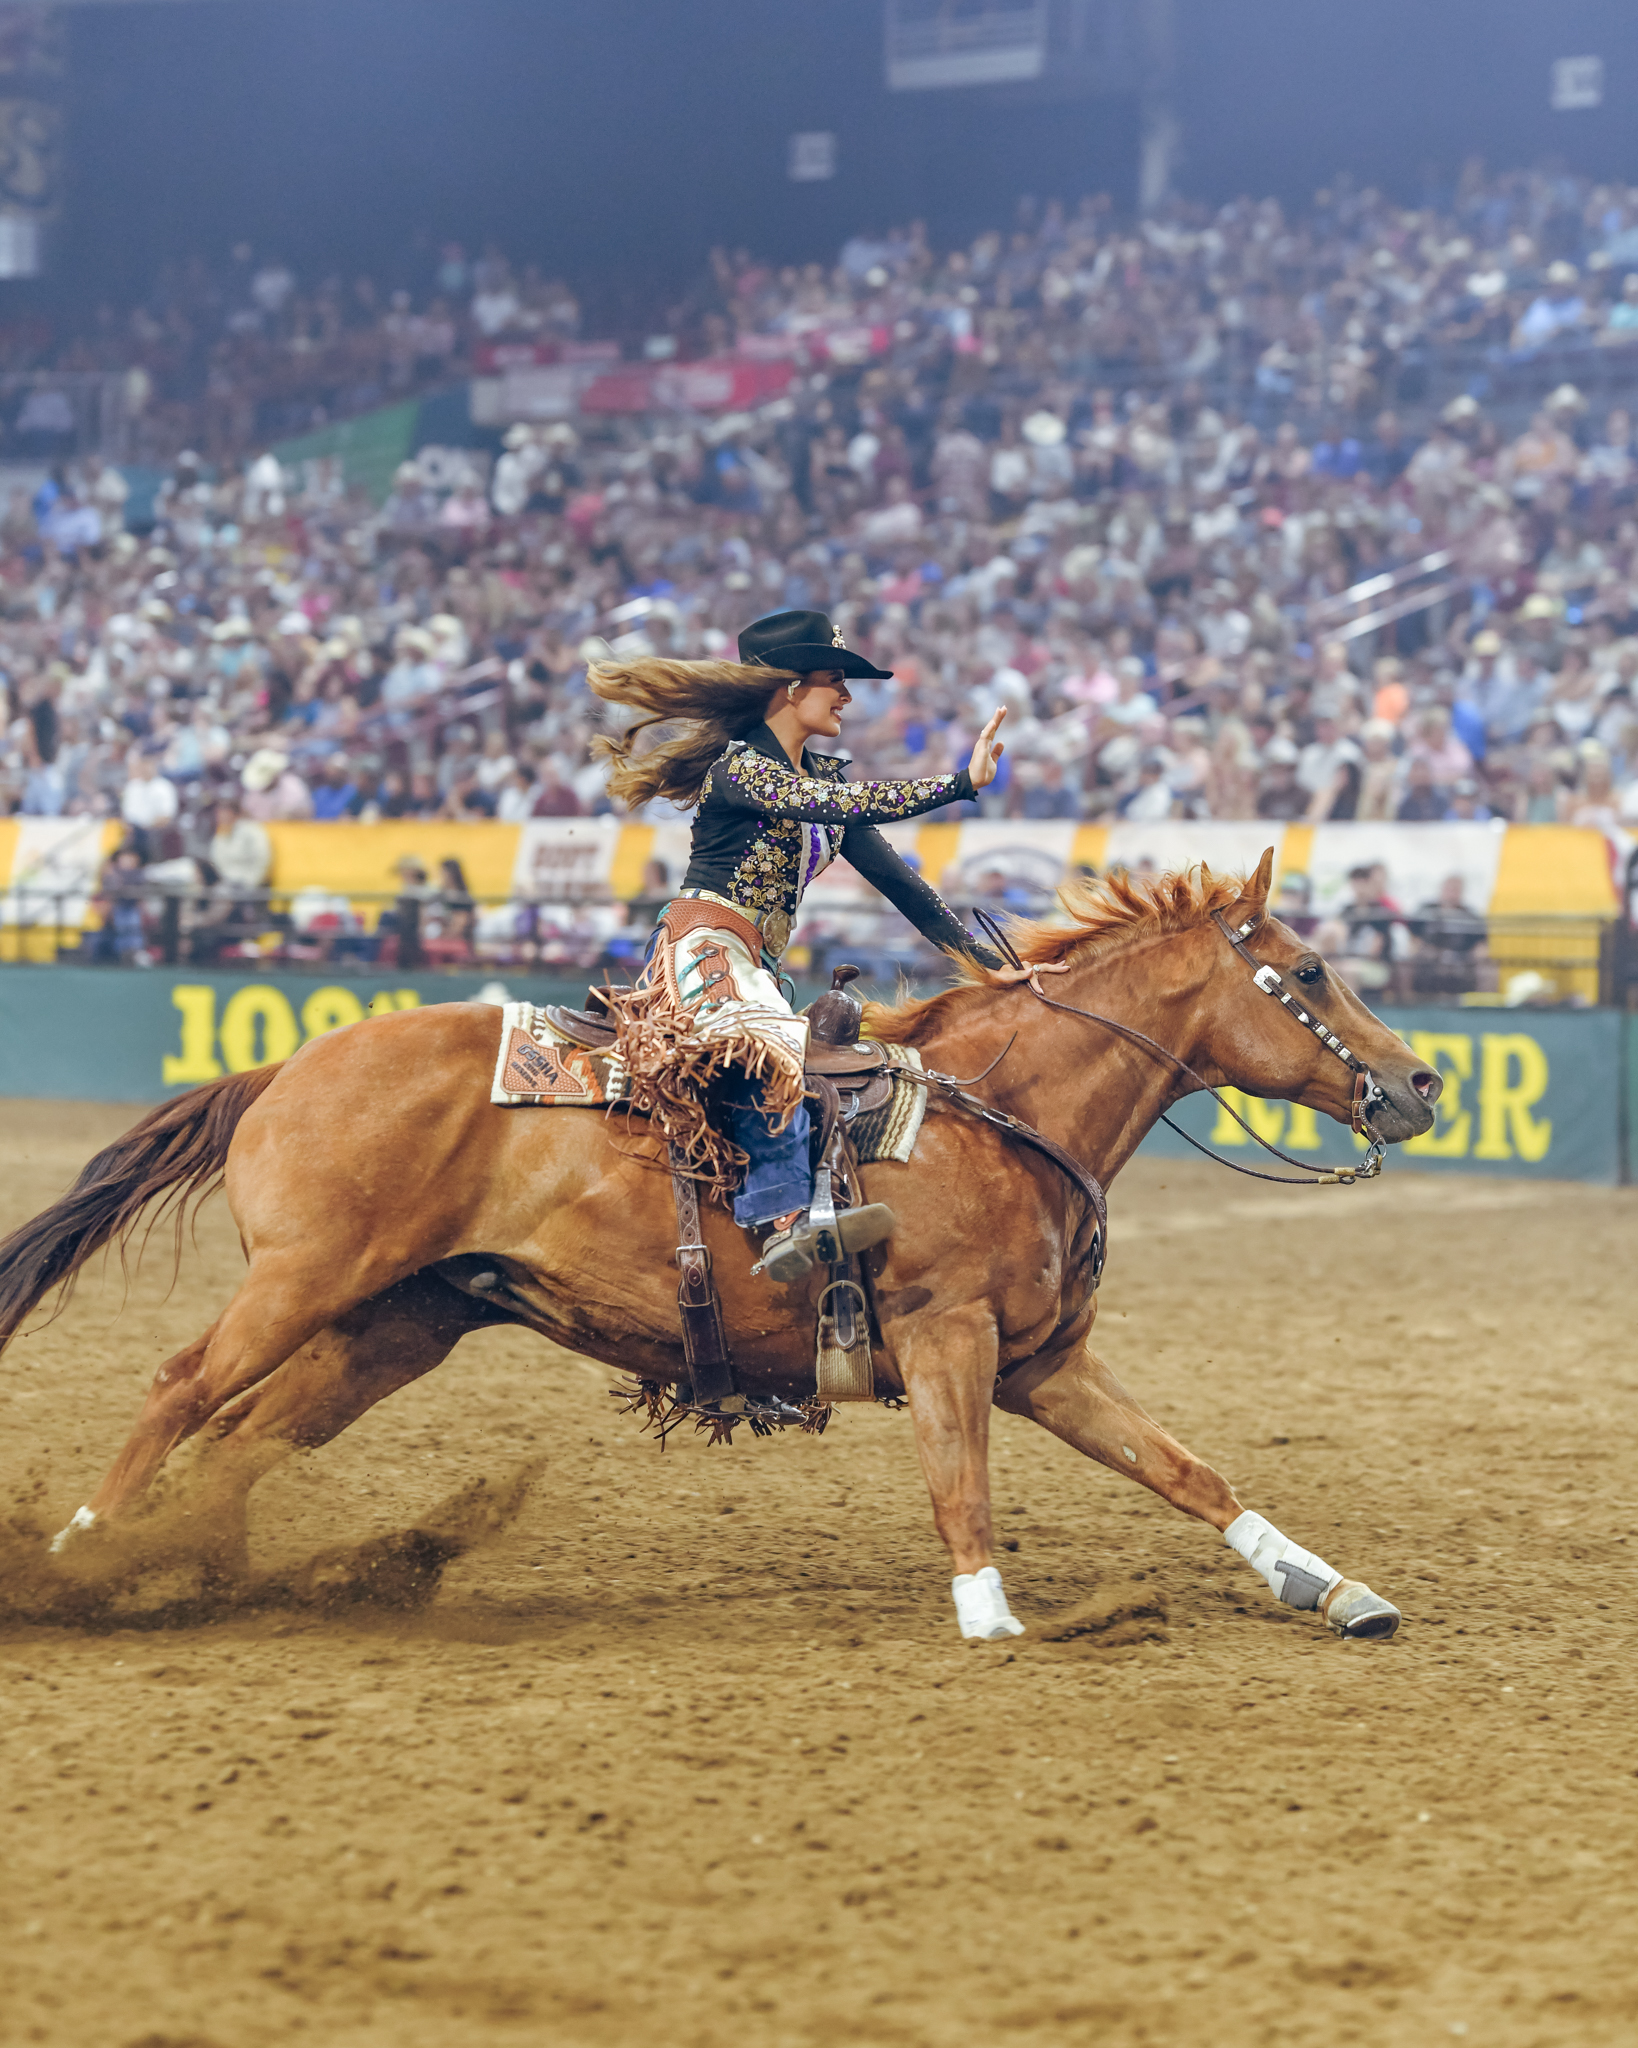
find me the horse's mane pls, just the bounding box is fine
[865,863,1250,1045]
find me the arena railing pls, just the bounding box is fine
[1,882,1630,1010]
[1304,549,1460,650]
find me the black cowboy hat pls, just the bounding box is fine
[737,609,892,681]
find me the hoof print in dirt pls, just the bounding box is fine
[1039,1598,1170,1650]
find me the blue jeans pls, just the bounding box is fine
[721,1070,811,1227]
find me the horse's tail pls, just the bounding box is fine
[0,1063,285,1350]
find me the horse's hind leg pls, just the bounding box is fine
[54,1247,415,1548]
[998,1338,1401,1640]
[179,1271,510,1542]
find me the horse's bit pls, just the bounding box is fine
[971,906,1388,1189]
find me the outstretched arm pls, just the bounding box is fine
[842,823,1002,967]
[710,747,974,826]
[709,707,1008,828]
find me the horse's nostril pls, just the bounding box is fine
[1410,1068,1442,1103]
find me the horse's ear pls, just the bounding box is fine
[1229,846,1276,930]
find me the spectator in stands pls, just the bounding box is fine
[1256,738,1307,820]
[1020,756,1079,820]
[120,750,178,859]
[310,756,364,821]
[1397,757,1448,822]
[209,796,272,892]
[1274,871,1319,939]
[7,154,1638,886]
[1445,777,1495,822]
[531,754,583,817]
[89,845,149,964]
[241,748,313,821]
[1513,264,1588,352]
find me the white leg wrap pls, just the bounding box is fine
[952,1564,1025,1640]
[1223,1510,1341,1612]
[49,1505,97,1556]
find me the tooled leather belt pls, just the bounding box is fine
[674,887,791,961]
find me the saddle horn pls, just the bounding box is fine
[806,963,864,1046]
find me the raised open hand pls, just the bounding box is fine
[968,706,1007,790]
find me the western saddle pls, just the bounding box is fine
[545,961,893,1105]
[549,965,891,1415]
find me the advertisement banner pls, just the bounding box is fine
[0,966,587,1104]
[1103,819,1291,885]
[508,818,630,900]
[0,972,1626,1185]
[1301,820,1509,922]
[579,356,794,415]
[1135,1005,1626,1184]
[0,816,119,932]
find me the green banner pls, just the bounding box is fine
[272,399,421,505]
[0,970,1629,1184]
[1136,1004,1626,1184]
[0,966,586,1103]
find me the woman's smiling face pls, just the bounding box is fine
[785,670,851,738]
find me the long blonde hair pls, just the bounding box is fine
[588,656,795,809]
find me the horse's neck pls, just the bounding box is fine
[919,941,1210,1183]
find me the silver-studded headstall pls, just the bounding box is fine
[1212,910,1391,1138]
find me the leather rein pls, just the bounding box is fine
[969,906,1389,1190]
[899,1038,1108,1282]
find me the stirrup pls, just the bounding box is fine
[752,1202,896,1283]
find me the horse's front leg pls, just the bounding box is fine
[998,1338,1401,1640]
[898,1303,1023,1642]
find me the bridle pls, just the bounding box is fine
[971,905,1389,1189]
[1211,912,1393,1142]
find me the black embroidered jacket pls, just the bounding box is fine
[680,723,982,958]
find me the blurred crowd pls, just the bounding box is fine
[4,157,1638,959]
[9,239,584,459]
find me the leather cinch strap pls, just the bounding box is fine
[669,1142,737,1407]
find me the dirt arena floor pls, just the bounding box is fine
[1,1098,1635,2048]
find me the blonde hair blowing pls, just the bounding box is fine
[588,656,798,809]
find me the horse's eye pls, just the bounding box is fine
[1295,962,1324,987]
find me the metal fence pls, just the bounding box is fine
[3,879,1633,1011]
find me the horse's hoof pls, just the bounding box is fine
[49,1505,97,1556]
[953,1565,1026,1641]
[1323,1579,1401,1640]
[966,1616,1026,1641]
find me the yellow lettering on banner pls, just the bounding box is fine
[1475,1033,1552,1162]
[1207,1094,1322,1150]
[301,986,367,1039]
[1209,1088,1288,1145]
[219,986,300,1072]
[162,985,223,1085]
[1285,1103,1322,1151]
[1405,1032,1474,1157]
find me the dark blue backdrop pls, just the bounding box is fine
[40,1,1638,322]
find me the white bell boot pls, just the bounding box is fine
[952,1564,1025,1640]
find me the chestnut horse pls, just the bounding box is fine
[0,854,1439,1640]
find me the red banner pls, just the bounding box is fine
[578,356,794,415]
[472,338,621,373]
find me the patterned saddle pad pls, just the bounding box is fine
[489,1001,927,1167]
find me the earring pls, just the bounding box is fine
[787,681,800,700]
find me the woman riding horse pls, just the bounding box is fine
[590,609,1008,1282]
